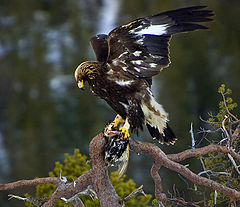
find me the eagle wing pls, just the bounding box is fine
[90,34,109,62]
[106,6,213,79]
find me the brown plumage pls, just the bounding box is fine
[74,6,213,144]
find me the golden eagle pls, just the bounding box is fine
[74,6,213,144]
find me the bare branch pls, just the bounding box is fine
[122,185,145,203]
[130,138,240,200]
[8,194,28,201]
[233,124,240,139]
[227,153,240,175]
[42,171,93,207]
[61,196,85,207]
[167,197,204,207]
[0,177,61,190]
[8,194,49,207]
[167,145,240,163]
[150,161,167,205]
[190,122,195,149]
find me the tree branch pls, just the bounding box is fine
[89,134,121,207]
[167,144,240,163]
[0,133,121,207]
[1,133,240,206]
[42,170,92,207]
[0,177,60,191]
[129,138,240,200]
[150,161,166,205]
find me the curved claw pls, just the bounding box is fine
[119,126,130,138]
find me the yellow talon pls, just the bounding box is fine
[113,119,125,127]
[119,126,130,138]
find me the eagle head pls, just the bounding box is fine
[74,61,100,90]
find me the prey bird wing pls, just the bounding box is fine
[106,6,213,79]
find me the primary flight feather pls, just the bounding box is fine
[74,6,213,144]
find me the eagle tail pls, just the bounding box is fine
[147,123,177,145]
[141,93,177,145]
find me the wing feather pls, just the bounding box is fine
[90,34,109,62]
[106,6,213,78]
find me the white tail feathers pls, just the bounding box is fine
[141,95,168,134]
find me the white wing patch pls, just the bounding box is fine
[134,24,168,36]
[135,37,144,45]
[134,67,141,72]
[131,60,143,65]
[115,79,134,86]
[122,66,127,72]
[109,21,169,77]
[120,102,129,110]
[150,63,157,68]
[133,51,142,57]
[112,59,119,66]
[118,51,129,59]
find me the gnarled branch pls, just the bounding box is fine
[130,138,240,200]
[1,132,240,206]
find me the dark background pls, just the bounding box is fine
[0,0,240,206]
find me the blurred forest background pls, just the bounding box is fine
[0,0,240,206]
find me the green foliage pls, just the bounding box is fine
[204,85,240,206]
[152,199,159,206]
[205,151,240,206]
[208,84,237,128]
[110,172,152,207]
[25,149,152,207]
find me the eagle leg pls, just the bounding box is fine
[119,118,130,138]
[113,114,125,127]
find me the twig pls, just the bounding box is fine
[198,170,230,177]
[221,115,231,148]
[199,156,210,178]
[214,190,218,205]
[8,194,49,207]
[227,153,240,175]
[61,185,97,207]
[8,194,28,201]
[61,196,85,207]
[190,122,195,149]
[167,197,203,207]
[122,185,145,202]
[220,91,238,121]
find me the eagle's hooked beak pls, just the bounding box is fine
[78,80,84,90]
